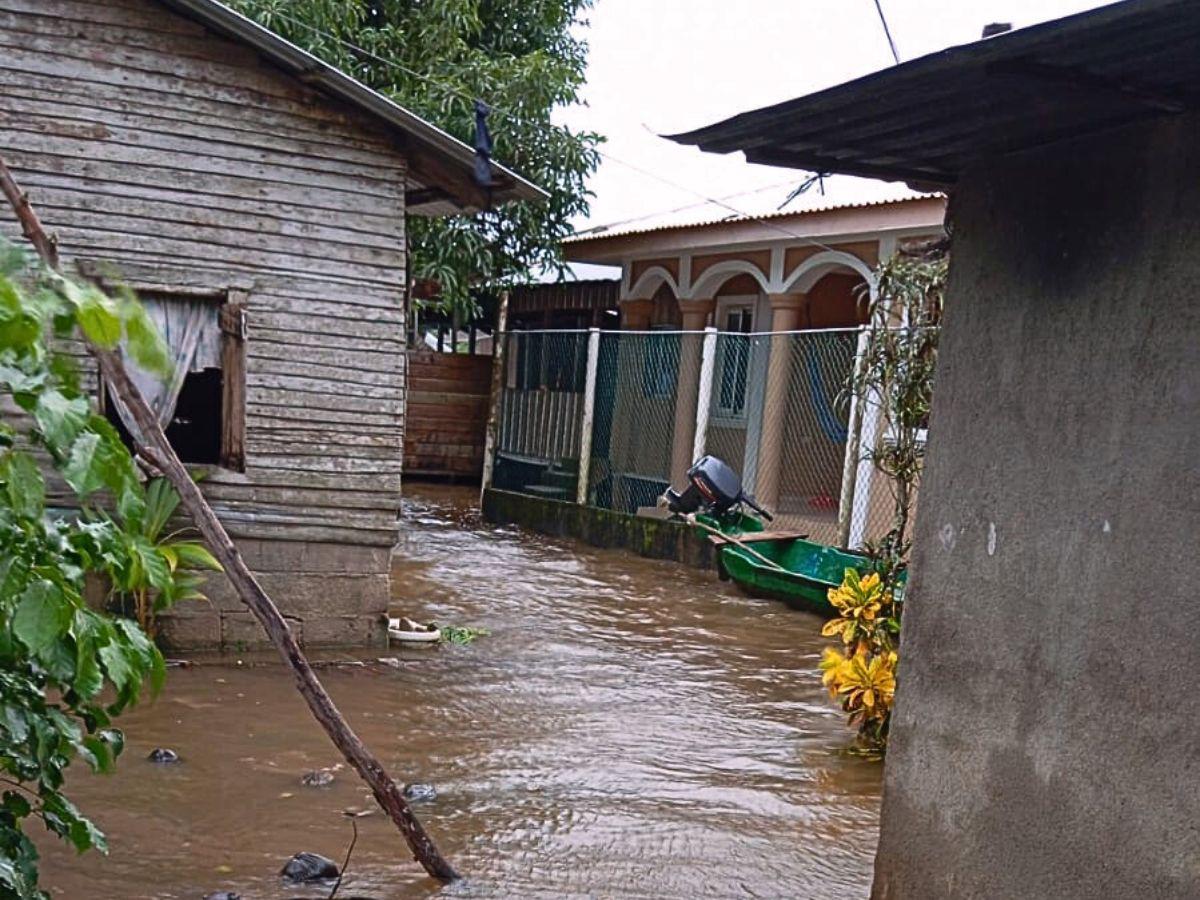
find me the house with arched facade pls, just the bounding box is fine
[562,196,946,545]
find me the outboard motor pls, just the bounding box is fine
[663,455,773,521]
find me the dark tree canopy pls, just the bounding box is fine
[229,0,603,316]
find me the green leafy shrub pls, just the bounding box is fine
[823,240,946,753]
[0,244,218,897]
[819,569,901,752]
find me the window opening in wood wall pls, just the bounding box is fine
[102,289,245,470]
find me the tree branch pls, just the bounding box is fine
[0,157,459,882]
[0,158,58,269]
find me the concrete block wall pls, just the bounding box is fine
[871,112,1200,899]
[157,539,391,651]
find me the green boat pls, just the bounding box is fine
[669,456,902,617]
[716,536,876,617]
[697,513,903,617]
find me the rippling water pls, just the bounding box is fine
[39,484,880,899]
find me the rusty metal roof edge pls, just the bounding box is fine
[158,0,548,205]
[563,195,945,245]
[667,0,1192,151]
[512,278,621,289]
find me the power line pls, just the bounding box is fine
[269,10,843,254]
[572,178,802,236]
[873,0,902,64]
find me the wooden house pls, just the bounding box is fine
[0,0,542,648]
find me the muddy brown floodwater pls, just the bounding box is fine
[38,484,881,899]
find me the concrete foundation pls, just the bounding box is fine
[482,488,717,568]
[156,539,391,651]
[872,114,1200,898]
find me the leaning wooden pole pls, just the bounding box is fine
[0,158,459,882]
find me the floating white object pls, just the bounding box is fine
[387,617,441,644]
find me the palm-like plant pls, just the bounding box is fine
[106,476,222,637]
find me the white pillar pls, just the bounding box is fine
[849,390,881,549]
[838,327,870,548]
[576,327,601,505]
[692,326,719,462]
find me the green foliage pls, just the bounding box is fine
[824,240,946,754]
[851,240,947,558]
[435,623,489,645]
[228,0,603,318]
[0,246,217,898]
[820,569,902,752]
[107,476,222,639]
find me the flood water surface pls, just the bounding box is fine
[40,485,880,899]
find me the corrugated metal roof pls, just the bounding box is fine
[668,0,1200,185]
[565,194,942,243]
[158,0,546,212]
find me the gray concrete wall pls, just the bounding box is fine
[872,112,1200,899]
[482,488,718,568]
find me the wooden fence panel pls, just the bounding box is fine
[403,351,491,479]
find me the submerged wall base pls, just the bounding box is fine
[482,488,717,569]
[156,538,391,652]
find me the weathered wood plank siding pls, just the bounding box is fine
[0,0,410,647]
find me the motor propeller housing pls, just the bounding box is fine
[663,455,773,521]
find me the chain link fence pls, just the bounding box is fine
[490,327,909,550]
[491,330,590,501]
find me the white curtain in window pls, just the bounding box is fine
[110,297,221,443]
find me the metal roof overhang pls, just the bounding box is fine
[668,0,1200,187]
[159,0,548,214]
[562,197,948,264]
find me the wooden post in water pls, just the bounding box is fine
[0,158,460,883]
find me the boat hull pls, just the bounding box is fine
[717,538,878,618]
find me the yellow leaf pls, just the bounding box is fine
[821,619,846,637]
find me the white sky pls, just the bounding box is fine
[556,0,1116,267]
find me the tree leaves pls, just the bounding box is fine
[61,432,104,497]
[65,282,122,349]
[0,246,221,893]
[33,390,89,456]
[122,301,171,377]
[2,452,43,520]
[228,0,603,319]
[12,582,71,655]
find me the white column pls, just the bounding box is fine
[576,327,601,505]
[849,391,881,549]
[846,236,895,548]
[838,327,869,548]
[692,326,719,462]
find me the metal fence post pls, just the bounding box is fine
[837,327,869,547]
[479,291,509,504]
[692,326,719,462]
[576,327,601,505]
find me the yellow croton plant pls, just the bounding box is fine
[819,569,900,751]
